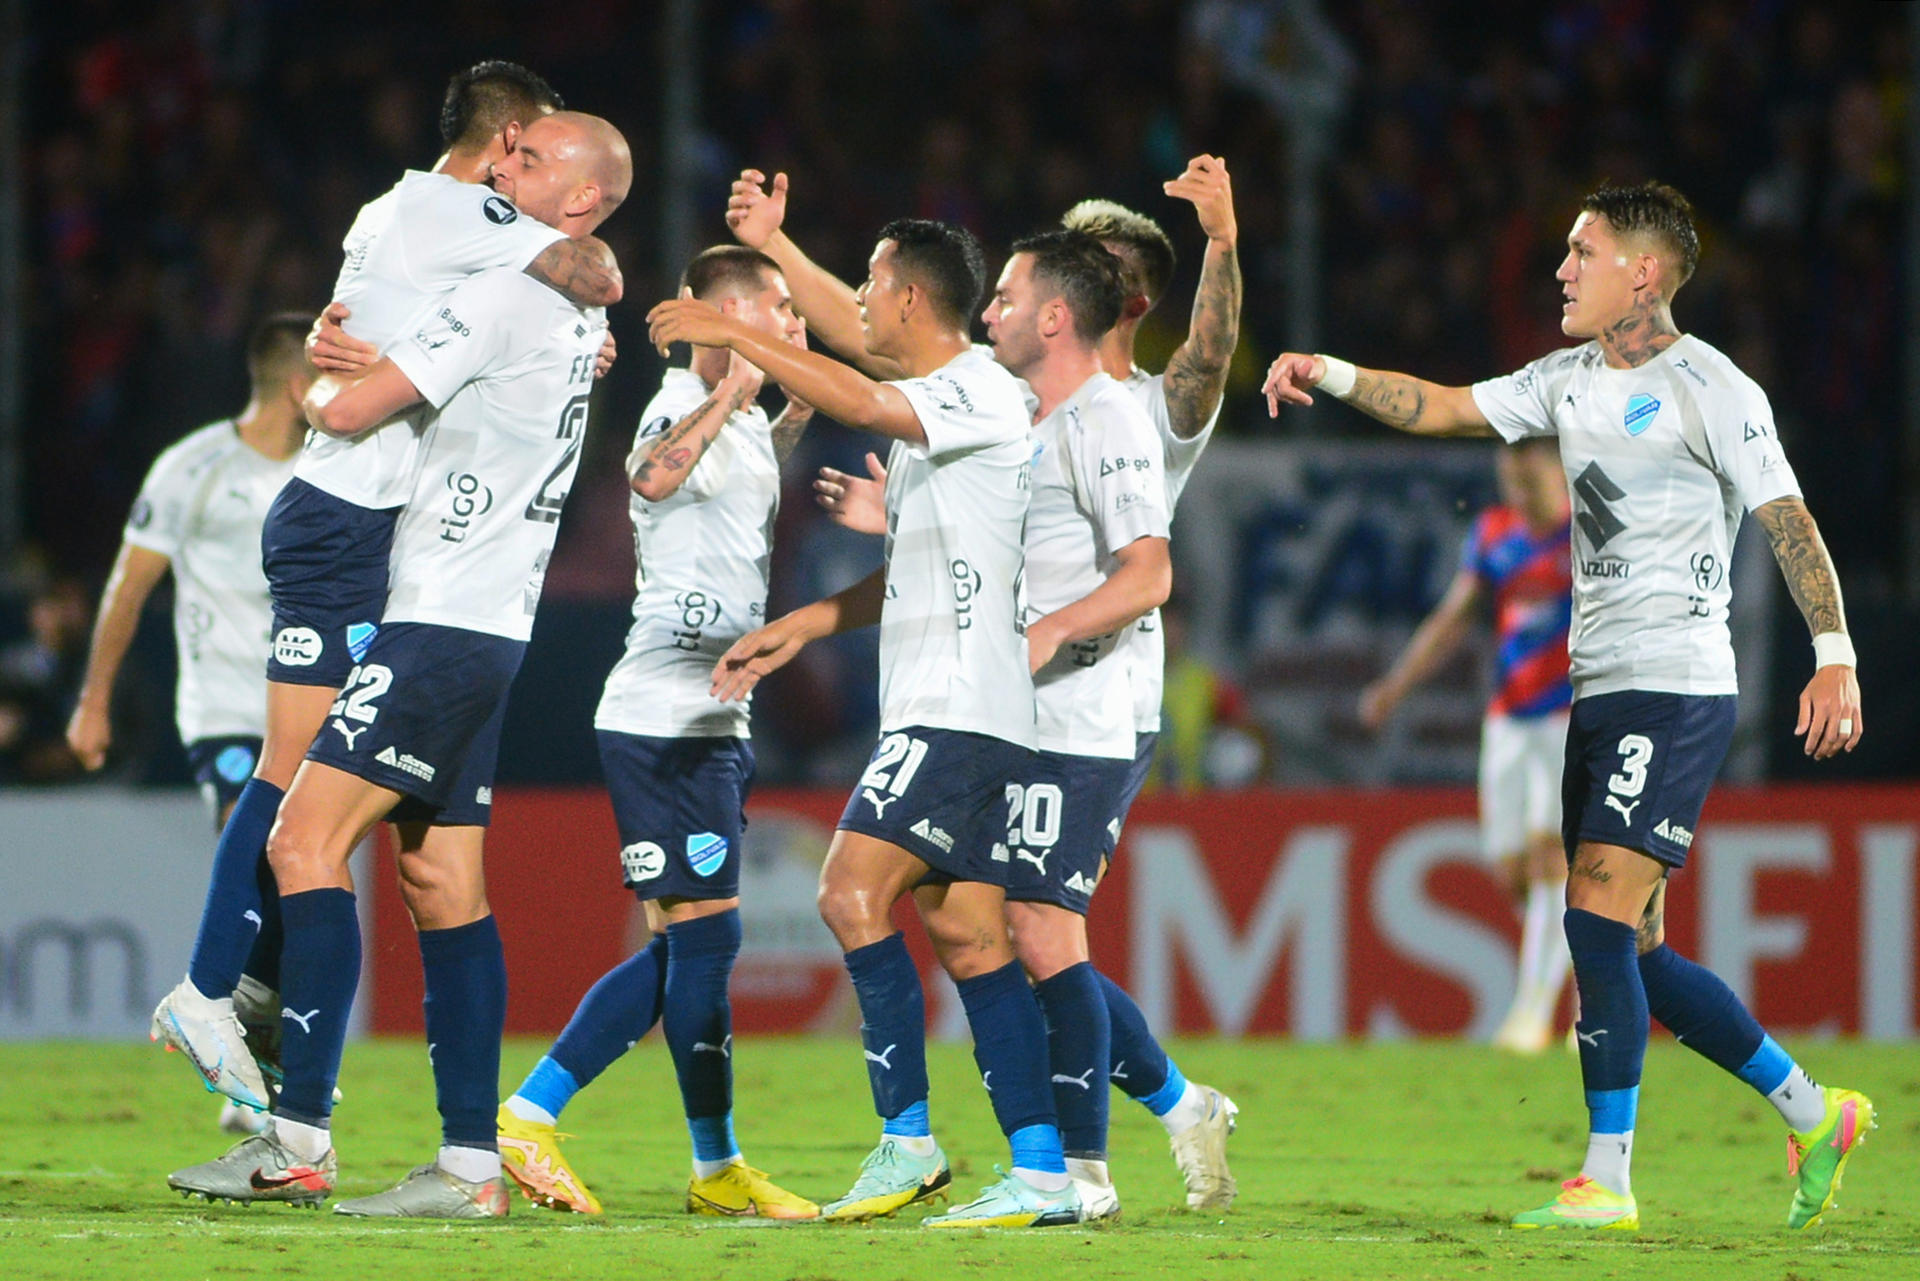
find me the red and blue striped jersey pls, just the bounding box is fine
[1463,506,1572,718]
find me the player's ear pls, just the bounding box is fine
[1122,293,1151,321]
[500,120,522,155]
[565,181,601,219]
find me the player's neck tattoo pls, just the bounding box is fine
[1600,292,1680,369]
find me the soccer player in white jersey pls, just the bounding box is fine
[811,163,1248,1211]
[497,246,818,1219]
[147,62,623,1121]
[66,316,308,1131]
[168,112,631,1218]
[1262,181,1871,1232]
[650,218,1081,1229]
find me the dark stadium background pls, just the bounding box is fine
[3,0,1915,790]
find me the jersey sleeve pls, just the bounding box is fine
[1699,378,1801,511]
[122,439,197,557]
[386,269,532,408]
[415,177,566,280]
[1072,396,1171,557]
[894,360,1026,459]
[1471,347,1585,442]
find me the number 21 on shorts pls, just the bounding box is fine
[858,732,928,817]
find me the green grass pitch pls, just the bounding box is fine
[1,1037,1914,1280]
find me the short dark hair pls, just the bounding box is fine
[1010,228,1126,342]
[681,245,782,301]
[875,218,986,328]
[1581,181,1700,291]
[440,61,564,151]
[1061,199,1177,307]
[247,313,315,388]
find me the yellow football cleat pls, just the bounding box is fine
[1512,1175,1639,1230]
[687,1160,820,1219]
[1786,1086,1876,1230]
[496,1105,602,1214]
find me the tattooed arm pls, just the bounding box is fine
[1160,155,1241,441]
[770,401,815,467]
[1262,353,1494,437]
[629,354,764,502]
[524,235,624,308]
[1752,496,1863,758]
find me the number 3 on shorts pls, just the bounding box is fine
[1608,733,1653,797]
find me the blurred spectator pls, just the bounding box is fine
[1147,602,1266,792]
[0,578,92,782]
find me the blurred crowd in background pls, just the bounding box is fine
[6,0,1911,787]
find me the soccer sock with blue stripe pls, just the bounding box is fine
[956,960,1066,1186]
[1638,944,1826,1132]
[1564,908,1647,1196]
[519,933,669,1121]
[664,909,743,1172]
[419,915,508,1154]
[1035,962,1111,1161]
[1100,969,1175,1101]
[272,887,359,1129]
[844,933,932,1130]
[187,778,282,999]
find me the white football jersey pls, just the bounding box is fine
[295,170,566,511]
[878,346,1037,746]
[1123,366,1218,734]
[382,266,606,641]
[1471,334,1800,698]
[1025,373,1171,758]
[123,420,297,743]
[595,368,781,739]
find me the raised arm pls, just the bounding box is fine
[648,299,927,444]
[629,354,764,502]
[65,543,171,770]
[1358,568,1483,729]
[1751,496,1862,758]
[1263,353,1494,438]
[726,169,905,379]
[1161,155,1242,441]
[524,235,624,308]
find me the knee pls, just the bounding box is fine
[397,853,485,931]
[817,874,888,950]
[1005,905,1085,982]
[266,818,331,891]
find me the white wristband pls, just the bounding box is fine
[1812,631,1856,670]
[1315,355,1357,399]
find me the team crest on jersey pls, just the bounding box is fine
[345,621,378,662]
[1623,393,1662,436]
[686,832,729,877]
[215,745,256,783]
[481,195,519,225]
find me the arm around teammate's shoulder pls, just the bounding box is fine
[524,235,623,307]
[1263,352,1493,438]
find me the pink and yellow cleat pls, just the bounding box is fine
[497,1105,602,1214]
[1512,1174,1639,1230]
[1786,1086,1875,1230]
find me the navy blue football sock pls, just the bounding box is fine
[664,910,742,1154]
[844,933,930,1122]
[240,850,283,993]
[1638,943,1775,1085]
[187,778,281,998]
[956,960,1058,1141]
[546,933,668,1101]
[1035,963,1110,1160]
[419,915,508,1150]
[1099,969,1170,1103]
[273,888,359,1125]
[1564,908,1648,1135]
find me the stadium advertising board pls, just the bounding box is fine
[371,785,1918,1041]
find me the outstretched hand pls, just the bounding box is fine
[814,452,887,534]
[1796,664,1863,759]
[711,615,812,703]
[1261,352,1327,416]
[307,302,377,375]
[727,169,789,249]
[1164,154,1236,245]
[648,291,738,357]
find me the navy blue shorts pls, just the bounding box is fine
[1116,731,1159,819]
[1562,690,1736,870]
[262,478,397,688]
[1004,750,1136,914]
[187,735,262,816]
[598,730,754,901]
[837,727,1032,887]
[304,622,523,827]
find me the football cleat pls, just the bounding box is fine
[1491,1006,1554,1055]
[151,979,272,1112]
[333,1163,509,1218]
[1512,1175,1639,1230]
[1169,1084,1238,1211]
[922,1167,1081,1229]
[1786,1086,1876,1230]
[686,1160,820,1219]
[167,1127,335,1207]
[497,1105,601,1214]
[232,975,285,1090]
[821,1138,951,1221]
[1066,1156,1120,1222]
